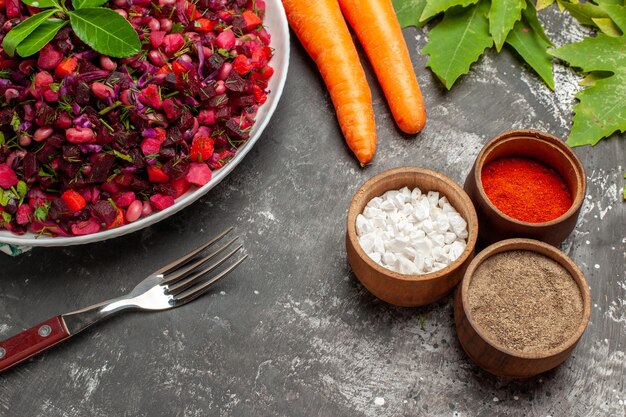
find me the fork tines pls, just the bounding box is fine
[159,227,247,303]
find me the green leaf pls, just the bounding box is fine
[490,0,525,51]
[72,0,109,9]
[565,68,626,146]
[592,17,622,36]
[16,19,67,57]
[550,5,626,146]
[34,204,49,221]
[21,0,58,8]
[549,35,626,73]
[579,71,612,87]
[420,0,479,21]
[422,1,493,89]
[535,0,554,11]
[524,0,551,44]
[0,132,4,146]
[68,8,141,58]
[505,2,554,89]
[561,1,611,26]
[1,10,57,57]
[393,0,428,28]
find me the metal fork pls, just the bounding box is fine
[0,227,246,374]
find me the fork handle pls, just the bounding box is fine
[0,316,70,373]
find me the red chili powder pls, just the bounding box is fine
[481,156,573,223]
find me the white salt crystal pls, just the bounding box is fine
[368,197,383,209]
[356,214,373,235]
[369,252,381,263]
[411,187,421,200]
[380,199,395,211]
[356,186,469,276]
[382,252,397,267]
[435,214,450,233]
[363,206,383,219]
[421,219,434,233]
[449,240,466,259]
[398,257,416,274]
[448,212,467,234]
[359,233,375,253]
[414,198,430,220]
[427,191,439,207]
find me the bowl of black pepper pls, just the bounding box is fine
[454,238,591,378]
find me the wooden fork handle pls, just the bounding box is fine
[0,316,70,373]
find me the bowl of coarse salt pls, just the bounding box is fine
[346,167,478,307]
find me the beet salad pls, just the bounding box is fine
[0,0,274,237]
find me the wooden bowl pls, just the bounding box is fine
[346,167,479,307]
[464,129,586,247]
[454,238,591,378]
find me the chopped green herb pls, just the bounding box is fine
[34,201,50,221]
[171,22,184,33]
[10,112,21,132]
[1,211,12,225]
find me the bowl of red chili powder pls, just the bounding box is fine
[464,129,586,246]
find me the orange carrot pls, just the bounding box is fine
[338,0,427,134]
[282,0,377,165]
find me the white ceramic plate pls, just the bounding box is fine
[0,0,290,247]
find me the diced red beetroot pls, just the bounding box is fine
[43,89,60,102]
[242,10,262,30]
[185,162,212,186]
[0,164,18,189]
[254,0,266,12]
[106,209,125,229]
[171,178,190,198]
[150,30,166,48]
[163,98,182,120]
[155,127,167,143]
[162,33,185,55]
[141,137,162,156]
[16,205,32,225]
[147,165,169,183]
[138,84,162,109]
[150,194,175,211]
[101,181,121,194]
[193,126,211,140]
[37,44,63,70]
[114,173,134,186]
[5,0,20,19]
[92,200,119,225]
[198,109,216,125]
[66,127,96,144]
[71,218,101,235]
[216,30,236,50]
[258,28,271,45]
[91,82,115,100]
[115,191,135,207]
[30,71,53,99]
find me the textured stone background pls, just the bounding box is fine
[0,7,624,417]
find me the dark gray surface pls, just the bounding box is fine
[1,8,625,417]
